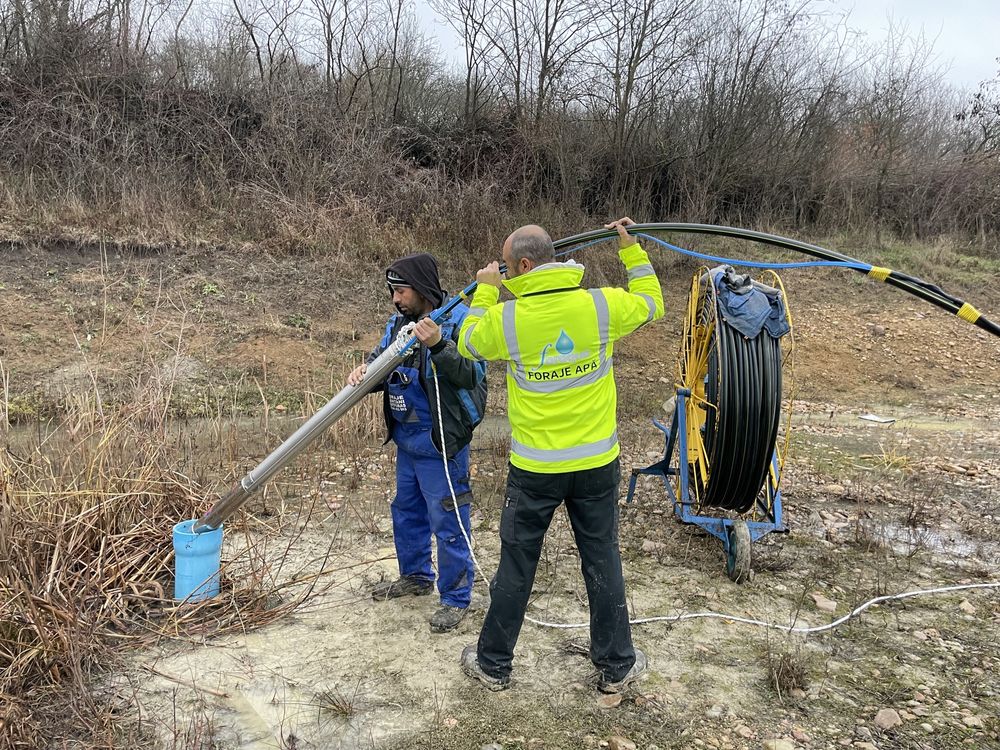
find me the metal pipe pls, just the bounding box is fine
[193,323,418,532]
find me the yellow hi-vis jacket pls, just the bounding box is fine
[458,243,664,473]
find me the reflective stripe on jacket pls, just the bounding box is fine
[458,243,664,473]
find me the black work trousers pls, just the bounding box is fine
[476,458,636,682]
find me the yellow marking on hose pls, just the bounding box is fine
[957,302,981,324]
[867,266,891,282]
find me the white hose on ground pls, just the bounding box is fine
[429,364,1000,634]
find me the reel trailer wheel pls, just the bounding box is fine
[725,519,753,583]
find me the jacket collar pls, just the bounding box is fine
[502,260,585,298]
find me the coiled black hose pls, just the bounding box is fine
[688,276,784,514]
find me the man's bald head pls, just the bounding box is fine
[504,225,555,274]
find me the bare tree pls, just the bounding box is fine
[852,21,944,239]
[579,0,700,205]
[429,0,497,125]
[957,61,1000,156]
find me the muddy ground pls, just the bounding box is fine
[2,236,1000,749]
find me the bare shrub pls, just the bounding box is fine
[0,380,331,747]
[762,639,813,702]
[2,0,999,258]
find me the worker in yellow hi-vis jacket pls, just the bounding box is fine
[456,217,664,693]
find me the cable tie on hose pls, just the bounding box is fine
[867,266,892,282]
[956,302,981,324]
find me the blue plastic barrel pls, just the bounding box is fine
[173,519,223,601]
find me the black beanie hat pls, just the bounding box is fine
[386,253,445,309]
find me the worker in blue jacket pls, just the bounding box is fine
[348,253,487,632]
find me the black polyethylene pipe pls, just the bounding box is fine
[694,295,784,514]
[554,223,1000,339]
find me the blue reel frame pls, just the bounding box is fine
[625,387,785,560]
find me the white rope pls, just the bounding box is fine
[429,364,1000,635]
[509,582,1000,633]
[429,361,489,599]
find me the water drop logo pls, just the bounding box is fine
[537,329,586,369]
[555,330,574,354]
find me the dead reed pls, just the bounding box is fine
[0,394,327,748]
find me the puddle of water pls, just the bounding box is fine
[793,408,986,433]
[877,520,995,560]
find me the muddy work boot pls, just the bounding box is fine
[430,604,467,633]
[597,648,649,694]
[371,575,433,601]
[460,645,510,691]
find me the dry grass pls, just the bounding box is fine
[762,639,813,702]
[314,686,360,718]
[0,342,337,748]
[309,364,386,471]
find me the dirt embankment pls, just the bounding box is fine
[2,236,998,422]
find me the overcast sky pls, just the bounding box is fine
[416,0,999,91]
[834,0,999,88]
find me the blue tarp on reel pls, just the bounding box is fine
[708,265,791,339]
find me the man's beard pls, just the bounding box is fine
[394,302,418,319]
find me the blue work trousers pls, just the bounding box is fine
[391,428,475,609]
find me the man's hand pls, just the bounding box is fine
[413,317,442,347]
[605,216,637,249]
[347,363,368,386]
[476,261,503,289]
